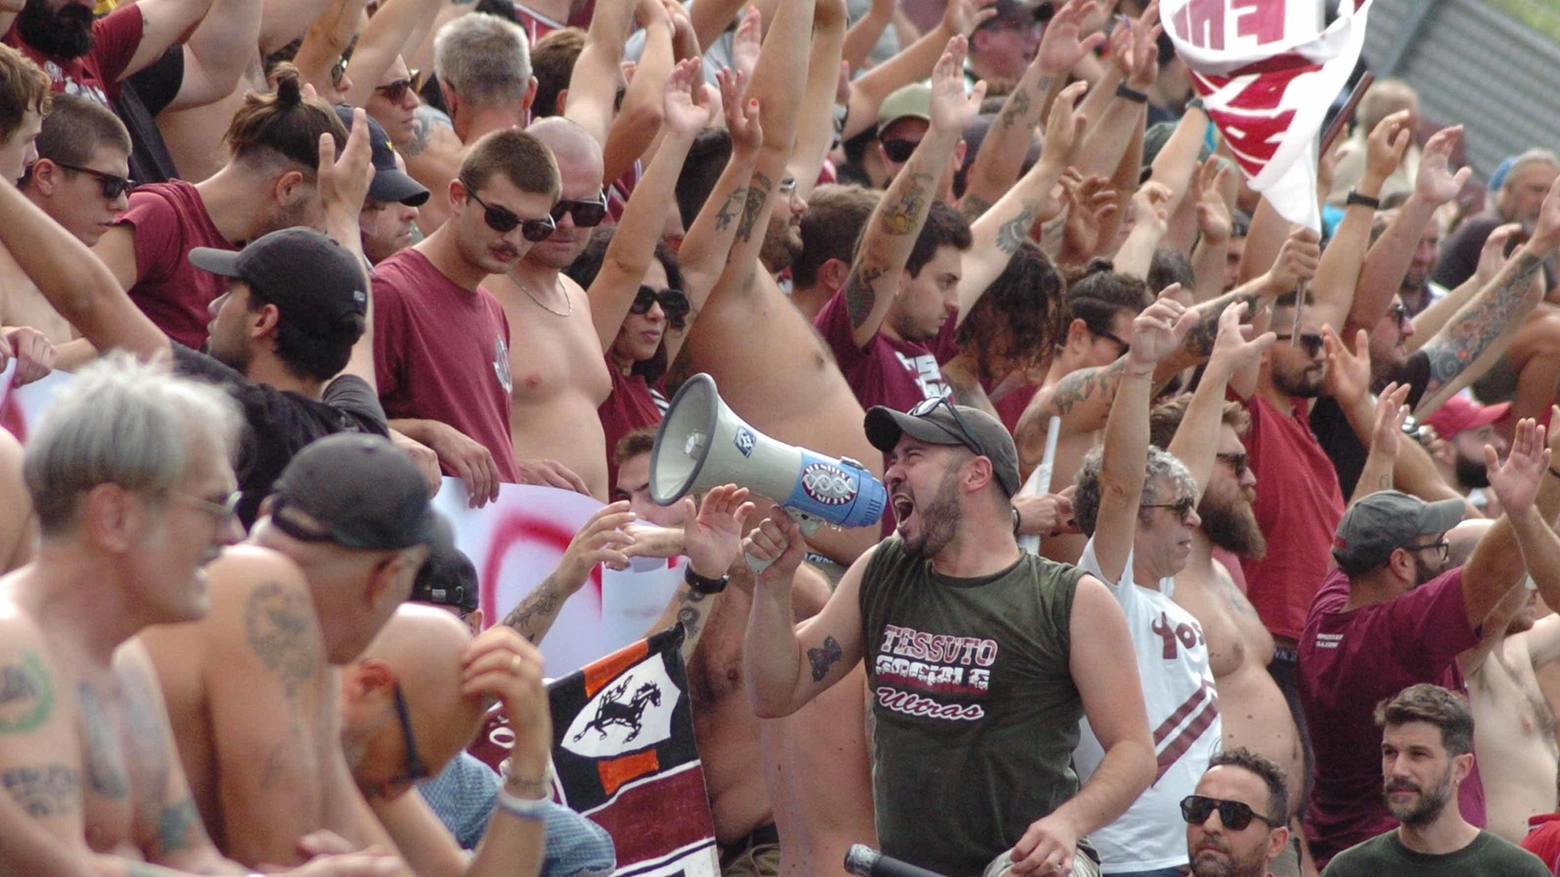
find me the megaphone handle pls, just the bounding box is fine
[744,509,824,574]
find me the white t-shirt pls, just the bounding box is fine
[1074,538,1222,873]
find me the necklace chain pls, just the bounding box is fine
[517,276,572,317]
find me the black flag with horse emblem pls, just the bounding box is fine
[547,625,718,877]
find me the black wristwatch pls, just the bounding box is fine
[684,566,729,595]
[1115,82,1149,104]
[1345,189,1381,210]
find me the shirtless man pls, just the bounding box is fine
[2,93,130,371]
[0,356,395,877]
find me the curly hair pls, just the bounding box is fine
[956,239,1067,378]
[1072,444,1196,537]
[1208,747,1291,824]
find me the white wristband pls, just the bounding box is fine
[496,788,549,821]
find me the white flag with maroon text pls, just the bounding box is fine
[1162,0,1372,231]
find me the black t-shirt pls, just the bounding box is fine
[173,344,388,528]
[115,45,183,185]
[1310,349,1432,498]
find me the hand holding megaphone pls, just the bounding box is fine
[743,511,810,578]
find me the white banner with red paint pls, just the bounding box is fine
[1163,0,1372,231]
[0,364,684,679]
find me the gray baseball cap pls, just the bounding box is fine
[1332,490,1465,572]
[865,400,1022,497]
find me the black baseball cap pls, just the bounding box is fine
[975,0,1052,33]
[267,434,436,550]
[411,514,479,612]
[1332,490,1465,572]
[189,227,368,340]
[865,400,1022,497]
[334,105,429,206]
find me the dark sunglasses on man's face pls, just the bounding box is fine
[53,161,135,200]
[1216,451,1248,478]
[374,69,423,103]
[465,187,557,242]
[1273,332,1325,357]
[881,138,921,163]
[631,286,690,329]
[551,193,609,228]
[1180,795,1283,831]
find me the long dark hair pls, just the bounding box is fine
[563,227,686,385]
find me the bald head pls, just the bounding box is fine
[1446,517,1494,569]
[342,605,488,796]
[526,116,603,167]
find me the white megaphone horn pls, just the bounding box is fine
[651,374,886,569]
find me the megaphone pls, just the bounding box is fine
[651,374,886,551]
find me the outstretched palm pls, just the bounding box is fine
[1036,0,1105,74]
[1488,416,1549,516]
[682,485,755,577]
[1415,126,1471,205]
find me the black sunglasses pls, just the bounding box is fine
[881,138,920,163]
[631,286,690,329]
[1180,795,1283,831]
[1142,495,1198,519]
[551,192,609,228]
[53,161,135,199]
[1095,328,1132,356]
[909,396,989,460]
[1273,332,1324,357]
[374,69,422,103]
[464,187,557,241]
[1216,451,1248,478]
[388,682,430,787]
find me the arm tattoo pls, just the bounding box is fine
[149,797,201,858]
[845,265,886,328]
[1182,294,1257,358]
[1421,253,1543,396]
[403,107,449,157]
[504,578,563,644]
[881,173,932,235]
[995,199,1040,255]
[2,764,78,816]
[245,583,321,694]
[714,186,747,232]
[77,683,129,799]
[1046,359,1126,416]
[0,652,54,733]
[959,192,994,223]
[735,172,775,243]
[806,636,844,682]
[998,81,1036,129]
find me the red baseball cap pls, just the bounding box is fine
[1422,395,1510,438]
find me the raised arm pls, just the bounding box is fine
[955,81,1084,322]
[1188,159,1234,301]
[1348,126,1471,331]
[341,0,442,109]
[588,59,712,352]
[957,0,1103,220]
[318,111,379,388]
[1089,288,1196,583]
[1073,2,1159,183]
[842,0,991,141]
[123,0,219,78]
[742,515,870,717]
[1408,223,1521,348]
[293,0,370,95]
[1111,180,1172,278]
[1473,414,1560,624]
[602,0,678,184]
[167,0,264,111]
[501,503,638,645]
[570,0,667,174]
[839,36,983,350]
[1167,302,1273,494]
[787,0,847,201]
[1306,110,1411,332]
[841,0,892,73]
[636,486,755,663]
[1351,382,1410,506]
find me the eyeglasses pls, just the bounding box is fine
[1142,495,1198,519]
[778,178,798,198]
[631,286,691,329]
[1215,451,1248,478]
[1385,303,1410,326]
[550,192,609,228]
[909,396,989,460]
[385,682,430,790]
[52,161,135,199]
[1180,795,1283,831]
[463,186,558,241]
[1094,328,1132,356]
[1404,539,1450,564]
[171,490,242,524]
[374,69,422,103]
[329,55,349,87]
[881,138,920,163]
[1273,332,1325,357]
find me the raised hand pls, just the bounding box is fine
[1035,0,1106,76]
[680,484,757,578]
[1368,381,1412,464]
[1206,301,1274,379]
[1263,226,1321,293]
[1363,108,1413,185]
[663,57,715,137]
[1195,158,1232,243]
[559,502,638,584]
[1475,222,1523,287]
[317,106,375,223]
[1487,413,1550,517]
[718,68,762,154]
[1321,326,1370,405]
[743,512,807,582]
[731,6,763,80]
[1126,283,1199,371]
[1414,125,1472,205]
[1041,80,1090,165]
[1130,180,1174,234]
[1526,175,1560,256]
[943,0,998,38]
[1060,171,1117,257]
[1121,1,1162,91]
[930,36,987,132]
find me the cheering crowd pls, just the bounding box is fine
[2,0,1560,875]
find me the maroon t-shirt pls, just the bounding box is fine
[599,356,662,492]
[1235,392,1345,641]
[118,181,233,350]
[4,3,142,105]
[1299,567,1486,865]
[372,248,520,483]
[814,289,959,413]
